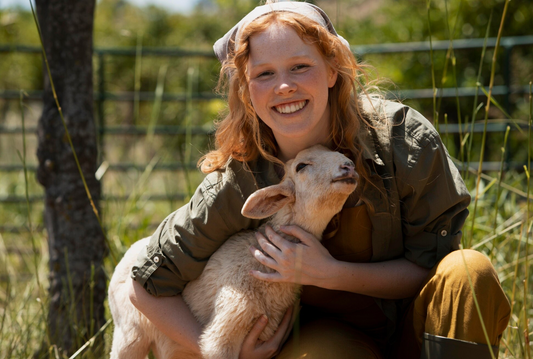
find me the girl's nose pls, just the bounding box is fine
[275,74,296,95]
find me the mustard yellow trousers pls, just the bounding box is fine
[276,250,511,359]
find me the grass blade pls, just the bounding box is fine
[465,10,493,182]
[68,318,112,359]
[426,0,439,131]
[524,81,532,359]
[182,65,199,200]
[468,0,511,249]
[134,31,143,126]
[458,246,496,359]
[146,63,168,145]
[16,89,51,348]
[490,125,510,261]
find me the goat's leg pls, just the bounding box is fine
[109,275,152,359]
[199,290,260,359]
[150,332,200,359]
[109,238,153,359]
[199,316,252,359]
[109,324,151,359]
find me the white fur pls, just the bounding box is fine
[108,145,357,359]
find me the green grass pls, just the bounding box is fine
[1,149,533,358]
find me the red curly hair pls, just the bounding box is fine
[199,10,379,194]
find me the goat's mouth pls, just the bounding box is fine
[332,175,357,185]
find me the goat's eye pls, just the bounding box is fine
[295,163,308,172]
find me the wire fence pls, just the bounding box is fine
[1,35,532,214]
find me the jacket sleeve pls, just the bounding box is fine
[131,160,261,296]
[394,108,471,269]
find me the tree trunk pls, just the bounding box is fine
[35,0,106,356]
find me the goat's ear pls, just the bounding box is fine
[241,181,295,219]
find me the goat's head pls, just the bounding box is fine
[241,145,358,234]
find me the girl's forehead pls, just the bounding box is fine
[261,21,287,36]
[248,23,310,53]
[248,22,290,43]
[247,27,317,68]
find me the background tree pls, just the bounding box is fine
[34,0,106,356]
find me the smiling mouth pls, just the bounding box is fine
[274,100,307,114]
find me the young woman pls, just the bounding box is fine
[128,1,510,358]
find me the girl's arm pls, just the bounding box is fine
[129,278,203,355]
[129,277,294,358]
[325,256,430,299]
[250,225,430,299]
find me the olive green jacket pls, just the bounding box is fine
[131,100,470,334]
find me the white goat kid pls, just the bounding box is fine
[109,145,358,359]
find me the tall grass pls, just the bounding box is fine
[0,0,532,358]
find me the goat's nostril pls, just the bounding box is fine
[339,161,357,180]
[341,161,355,170]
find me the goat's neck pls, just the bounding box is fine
[267,203,338,241]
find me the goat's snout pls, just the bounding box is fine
[340,161,356,177]
[332,160,358,185]
[342,160,355,169]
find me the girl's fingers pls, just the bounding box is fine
[249,245,278,268]
[264,225,292,251]
[249,269,281,282]
[255,232,282,257]
[239,316,270,359]
[239,310,293,359]
[262,306,295,358]
[244,315,268,346]
[267,306,293,344]
[279,225,318,246]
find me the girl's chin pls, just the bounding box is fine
[274,131,328,146]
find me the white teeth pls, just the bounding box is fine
[275,100,306,114]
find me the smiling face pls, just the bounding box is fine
[246,23,338,162]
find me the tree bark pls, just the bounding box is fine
[35,0,106,356]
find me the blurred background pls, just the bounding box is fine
[1,0,532,213]
[1,0,532,224]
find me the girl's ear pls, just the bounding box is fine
[328,65,338,88]
[241,180,295,219]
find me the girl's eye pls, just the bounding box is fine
[295,163,309,172]
[257,71,273,78]
[292,64,309,71]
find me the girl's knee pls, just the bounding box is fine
[426,249,509,317]
[419,249,511,345]
[436,249,497,287]
[432,249,510,322]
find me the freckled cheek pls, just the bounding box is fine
[299,76,322,94]
[248,83,270,108]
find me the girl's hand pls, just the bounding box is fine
[239,306,293,359]
[249,225,337,287]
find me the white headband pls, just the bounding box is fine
[213,1,350,64]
